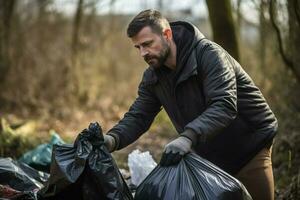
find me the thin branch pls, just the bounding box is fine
[269,0,300,82]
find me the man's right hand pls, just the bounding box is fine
[104,134,116,152]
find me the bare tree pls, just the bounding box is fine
[287,0,300,80]
[260,0,268,86]
[206,0,240,61]
[269,0,300,82]
[157,0,164,11]
[69,0,84,99]
[72,0,84,63]
[237,0,242,29]
[0,0,16,83]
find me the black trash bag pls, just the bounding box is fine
[134,153,252,200]
[0,184,39,200]
[0,158,49,200]
[40,122,133,200]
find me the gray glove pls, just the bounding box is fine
[104,134,116,152]
[160,129,197,166]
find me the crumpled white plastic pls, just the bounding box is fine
[128,149,157,186]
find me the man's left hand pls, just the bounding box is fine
[160,136,193,166]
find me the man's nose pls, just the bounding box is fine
[140,47,148,57]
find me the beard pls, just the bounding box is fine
[144,38,170,69]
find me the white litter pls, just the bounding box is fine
[128,149,157,186]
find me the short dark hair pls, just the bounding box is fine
[127,9,170,38]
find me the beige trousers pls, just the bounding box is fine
[235,146,274,200]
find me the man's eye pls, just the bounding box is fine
[144,41,152,47]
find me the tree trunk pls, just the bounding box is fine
[206,0,240,61]
[260,0,268,86]
[72,0,84,63]
[157,0,164,11]
[269,0,300,83]
[0,0,16,83]
[70,0,84,99]
[288,0,300,81]
[237,0,242,29]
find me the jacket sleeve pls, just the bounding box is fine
[184,42,237,142]
[108,81,161,150]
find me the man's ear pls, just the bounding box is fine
[163,29,172,40]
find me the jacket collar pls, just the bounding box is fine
[175,49,198,87]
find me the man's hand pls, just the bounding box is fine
[104,134,116,152]
[160,136,193,166]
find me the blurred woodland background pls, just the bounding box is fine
[0,0,300,199]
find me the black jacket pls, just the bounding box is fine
[108,21,278,174]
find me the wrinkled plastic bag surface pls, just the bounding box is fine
[0,158,49,200]
[19,131,65,172]
[0,184,39,200]
[128,149,157,186]
[134,153,252,200]
[40,122,133,200]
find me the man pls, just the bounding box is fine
[103,9,277,200]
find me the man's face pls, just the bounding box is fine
[131,26,170,69]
